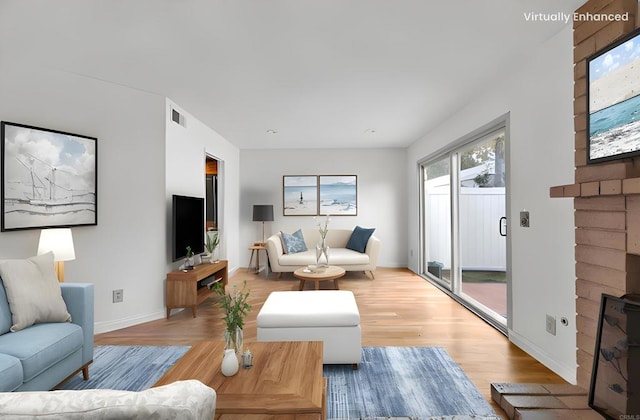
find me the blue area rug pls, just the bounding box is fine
[61,345,496,419]
[59,345,190,391]
[323,347,497,419]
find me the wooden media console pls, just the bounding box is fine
[166,260,228,319]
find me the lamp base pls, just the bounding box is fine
[54,261,65,282]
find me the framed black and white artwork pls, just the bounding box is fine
[1,122,97,231]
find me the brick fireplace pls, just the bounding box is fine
[550,0,639,389]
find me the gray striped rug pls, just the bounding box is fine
[61,345,497,419]
[323,347,498,419]
[59,345,190,391]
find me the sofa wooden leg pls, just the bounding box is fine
[367,270,375,280]
[82,365,90,380]
[276,272,282,280]
[352,363,358,370]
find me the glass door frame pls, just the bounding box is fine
[418,115,512,334]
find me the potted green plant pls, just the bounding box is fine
[205,231,220,263]
[184,246,194,269]
[212,281,251,354]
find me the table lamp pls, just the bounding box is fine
[252,205,274,245]
[37,228,76,282]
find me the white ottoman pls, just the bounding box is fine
[257,290,362,367]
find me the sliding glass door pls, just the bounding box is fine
[423,156,452,288]
[421,126,508,330]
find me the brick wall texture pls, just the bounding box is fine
[571,0,638,389]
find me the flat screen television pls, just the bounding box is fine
[587,27,640,164]
[172,194,205,261]
[588,293,640,418]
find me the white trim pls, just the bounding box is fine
[94,310,166,334]
[508,328,577,384]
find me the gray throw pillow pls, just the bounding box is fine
[280,229,308,254]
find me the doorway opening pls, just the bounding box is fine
[205,156,218,232]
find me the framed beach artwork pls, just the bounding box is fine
[1,122,97,231]
[283,175,318,216]
[319,175,357,216]
[587,27,640,164]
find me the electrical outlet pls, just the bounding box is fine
[112,289,123,303]
[546,314,556,336]
[520,211,530,227]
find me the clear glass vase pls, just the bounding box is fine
[316,239,330,268]
[224,327,243,355]
[210,247,219,263]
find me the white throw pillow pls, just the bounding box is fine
[0,252,71,332]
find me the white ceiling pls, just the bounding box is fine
[0,1,585,149]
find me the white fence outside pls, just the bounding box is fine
[426,185,506,271]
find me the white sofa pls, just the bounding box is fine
[0,380,215,419]
[265,229,381,279]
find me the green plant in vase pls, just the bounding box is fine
[212,280,251,354]
[205,231,220,263]
[184,246,194,269]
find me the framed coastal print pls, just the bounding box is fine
[1,121,98,231]
[319,175,357,216]
[587,27,640,163]
[283,175,318,216]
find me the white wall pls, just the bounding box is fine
[165,99,241,274]
[0,65,241,334]
[0,62,168,334]
[240,148,407,268]
[407,26,577,382]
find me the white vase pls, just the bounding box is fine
[221,348,239,376]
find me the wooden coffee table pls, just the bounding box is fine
[294,265,345,290]
[153,341,326,420]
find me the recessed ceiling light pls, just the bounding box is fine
[365,129,377,134]
[266,129,278,134]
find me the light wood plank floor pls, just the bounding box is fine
[95,267,567,418]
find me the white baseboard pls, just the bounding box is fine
[94,310,166,335]
[508,328,577,384]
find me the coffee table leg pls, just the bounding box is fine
[315,280,320,290]
[334,278,339,290]
[298,279,305,291]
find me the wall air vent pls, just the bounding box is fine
[171,108,186,127]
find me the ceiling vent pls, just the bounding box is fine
[171,108,186,127]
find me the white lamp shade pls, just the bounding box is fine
[37,228,76,262]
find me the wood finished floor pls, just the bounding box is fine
[94,267,567,418]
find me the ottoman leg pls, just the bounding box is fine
[352,363,358,370]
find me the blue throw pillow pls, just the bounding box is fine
[346,226,375,253]
[280,229,308,254]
